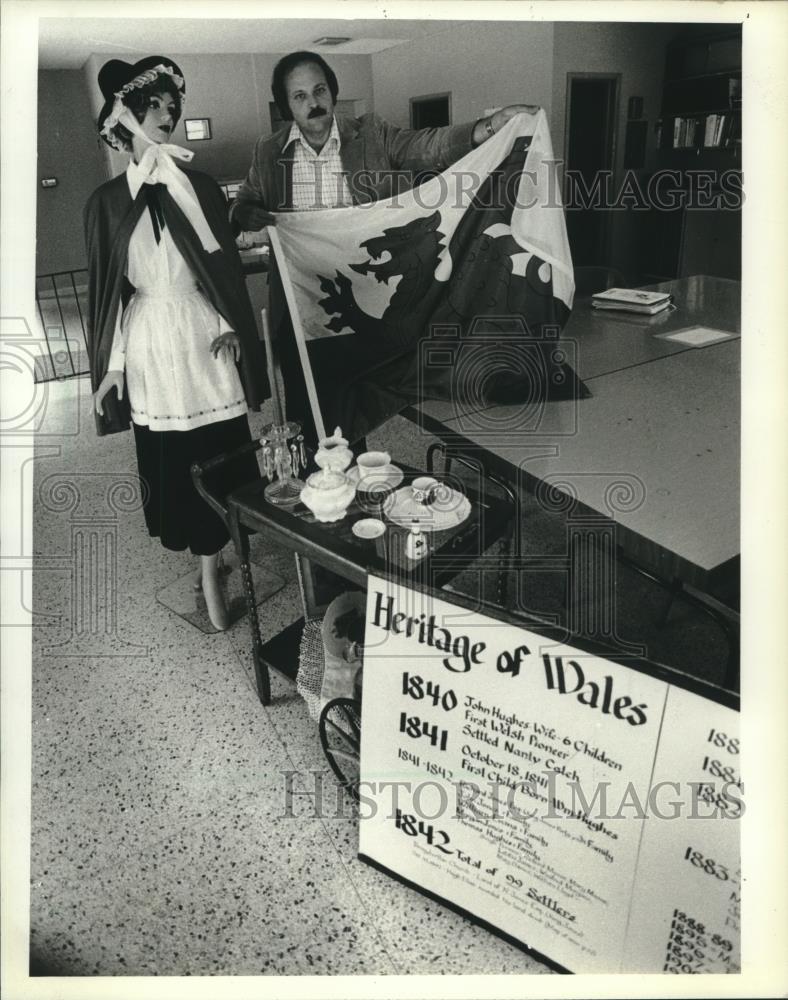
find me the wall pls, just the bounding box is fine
[82,52,122,178]
[36,70,107,274]
[82,51,375,182]
[551,21,675,271]
[371,21,555,130]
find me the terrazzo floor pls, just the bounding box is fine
[29,376,731,978]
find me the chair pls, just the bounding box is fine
[573,265,629,298]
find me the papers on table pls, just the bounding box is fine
[656,326,738,348]
[238,245,270,262]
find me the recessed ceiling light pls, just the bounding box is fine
[312,36,351,46]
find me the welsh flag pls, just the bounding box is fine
[270,111,586,442]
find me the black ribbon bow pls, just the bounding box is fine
[143,183,167,244]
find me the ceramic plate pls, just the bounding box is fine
[384,485,471,532]
[352,518,387,539]
[347,464,404,491]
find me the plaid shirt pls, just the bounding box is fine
[284,117,353,211]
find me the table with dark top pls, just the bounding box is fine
[227,465,516,705]
[239,245,271,276]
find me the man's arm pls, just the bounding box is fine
[377,104,541,173]
[377,116,474,174]
[230,136,277,232]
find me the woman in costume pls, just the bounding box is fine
[86,56,267,630]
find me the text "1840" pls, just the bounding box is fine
[402,672,458,711]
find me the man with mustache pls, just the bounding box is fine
[232,49,538,439]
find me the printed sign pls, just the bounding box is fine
[358,576,740,973]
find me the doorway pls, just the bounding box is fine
[564,74,620,266]
[410,92,451,129]
[409,94,452,185]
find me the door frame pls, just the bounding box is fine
[563,72,622,264]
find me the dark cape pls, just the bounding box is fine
[84,166,269,436]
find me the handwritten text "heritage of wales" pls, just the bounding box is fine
[370,591,648,725]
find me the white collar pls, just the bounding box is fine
[284,116,341,155]
[126,159,151,200]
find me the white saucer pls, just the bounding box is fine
[347,464,404,491]
[384,485,472,532]
[352,518,387,539]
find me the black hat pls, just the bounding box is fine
[97,56,185,148]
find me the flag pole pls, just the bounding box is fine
[260,307,285,427]
[267,227,327,443]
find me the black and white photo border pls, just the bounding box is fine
[1,2,786,998]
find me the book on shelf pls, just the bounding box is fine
[670,111,738,150]
[671,116,700,149]
[726,111,742,147]
[591,288,672,316]
[704,113,728,147]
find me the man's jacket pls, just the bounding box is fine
[84,167,268,436]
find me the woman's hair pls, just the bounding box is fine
[271,51,339,121]
[111,73,183,151]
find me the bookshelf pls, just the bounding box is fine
[658,28,741,161]
[639,27,742,282]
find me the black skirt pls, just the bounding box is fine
[132,415,258,556]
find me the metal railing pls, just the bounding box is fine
[34,269,90,382]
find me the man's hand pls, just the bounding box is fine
[210,331,241,363]
[472,104,540,146]
[93,370,124,416]
[492,104,540,131]
[234,202,277,232]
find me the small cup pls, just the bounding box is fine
[412,476,438,505]
[357,450,391,473]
